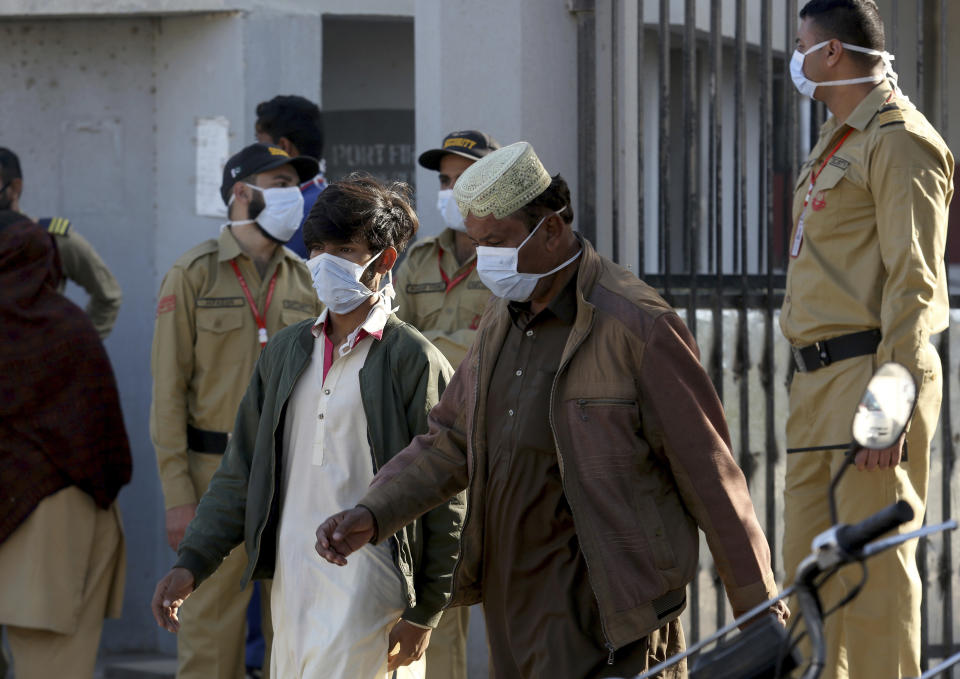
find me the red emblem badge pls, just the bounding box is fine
[811,190,827,211]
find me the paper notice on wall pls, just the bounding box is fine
[195,116,230,218]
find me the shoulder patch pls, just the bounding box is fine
[39,217,71,236]
[156,294,177,317]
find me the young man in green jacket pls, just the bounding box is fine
[151,175,465,679]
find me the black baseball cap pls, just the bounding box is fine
[220,143,318,205]
[417,130,501,171]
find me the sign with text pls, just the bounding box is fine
[323,109,415,187]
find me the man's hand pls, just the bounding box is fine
[387,619,432,671]
[165,503,197,552]
[855,432,905,471]
[314,507,376,565]
[150,567,195,633]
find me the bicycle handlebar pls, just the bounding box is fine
[835,500,914,555]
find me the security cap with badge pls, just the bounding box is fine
[417,130,501,171]
[220,143,318,205]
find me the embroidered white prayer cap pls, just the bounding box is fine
[453,141,551,220]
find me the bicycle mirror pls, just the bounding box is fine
[851,362,917,450]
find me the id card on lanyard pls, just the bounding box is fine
[791,127,854,258]
[230,260,278,348]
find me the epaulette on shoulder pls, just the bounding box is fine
[404,235,441,263]
[408,235,440,253]
[174,238,219,268]
[38,217,71,236]
[877,102,905,128]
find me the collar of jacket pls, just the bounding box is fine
[480,233,603,369]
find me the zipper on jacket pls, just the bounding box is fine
[446,331,485,606]
[548,313,618,659]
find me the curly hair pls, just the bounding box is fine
[255,95,324,160]
[302,173,419,256]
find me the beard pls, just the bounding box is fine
[247,191,266,221]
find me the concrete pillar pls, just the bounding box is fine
[413,0,578,239]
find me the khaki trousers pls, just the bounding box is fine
[2,489,123,679]
[784,349,940,679]
[425,606,470,679]
[177,452,272,679]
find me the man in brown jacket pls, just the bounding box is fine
[316,142,786,678]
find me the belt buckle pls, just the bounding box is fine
[816,340,831,367]
[791,345,807,372]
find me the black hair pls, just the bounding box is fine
[511,174,575,232]
[800,0,885,69]
[303,173,418,255]
[0,147,23,184]
[255,95,324,160]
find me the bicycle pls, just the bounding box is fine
[629,362,959,679]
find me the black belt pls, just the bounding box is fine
[187,424,229,454]
[791,329,881,373]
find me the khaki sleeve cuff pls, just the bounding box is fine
[161,480,198,511]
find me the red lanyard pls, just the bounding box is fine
[790,128,854,258]
[802,128,854,211]
[438,248,475,293]
[230,260,278,348]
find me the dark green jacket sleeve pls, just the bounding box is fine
[391,329,466,628]
[174,353,264,586]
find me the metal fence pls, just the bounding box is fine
[569,0,957,671]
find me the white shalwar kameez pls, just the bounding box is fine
[271,306,426,679]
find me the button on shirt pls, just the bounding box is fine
[482,273,649,678]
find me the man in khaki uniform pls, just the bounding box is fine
[782,2,953,677]
[0,147,122,338]
[396,130,499,370]
[151,143,322,679]
[394,130,499,679]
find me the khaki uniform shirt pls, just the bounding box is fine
[394,228,491,368]
[781,79,954,379]
[150,228,322,509]
[43,218,123,339]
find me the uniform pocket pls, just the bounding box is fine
[196,308,244,334]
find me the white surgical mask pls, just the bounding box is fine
[307,250,395,314]
[437,189,467,232]
[236,184,304,242]
[790,40,898,99]
[476,207,581,302]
